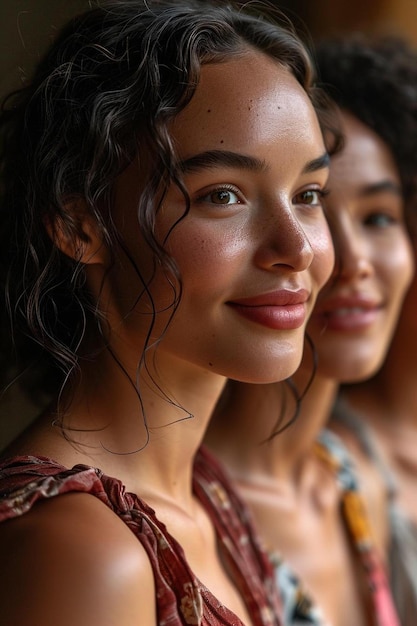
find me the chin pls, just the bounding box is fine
[319,357,383,384]
[314,336,390,382]
[233,352,304,385]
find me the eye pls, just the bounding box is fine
[364,212,398,228]
[199,187,241,205]
[294,188,327,206]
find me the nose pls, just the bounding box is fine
[332,216,373,280]
[254,200,314,272]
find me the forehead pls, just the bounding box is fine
[330,112,401,186]
[170,51,324,158]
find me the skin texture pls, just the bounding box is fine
[102,53,333,388]
[206,110,413,626]
[0,52,334,626]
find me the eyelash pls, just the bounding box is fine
[197,184,242,206]
[197,185,330,206]
[294,187,330,207]
[364,212,398,228]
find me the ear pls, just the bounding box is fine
[45,199,110,266]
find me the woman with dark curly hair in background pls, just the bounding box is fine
[317,35,417,626]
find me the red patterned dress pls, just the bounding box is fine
[0,445,282,625]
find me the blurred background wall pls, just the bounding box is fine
[1,0,417,449]
[277,0,417,41]
[0,0,90,97]
[2,0,417,100]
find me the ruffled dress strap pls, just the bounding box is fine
[195,446,283,625]
[0,452,283,625]
[0,455,209,624]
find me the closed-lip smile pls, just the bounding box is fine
[228,289,310,330]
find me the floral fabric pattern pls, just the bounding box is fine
[0,446,282,625]
[269,429,400,626]
[315,429,400,626]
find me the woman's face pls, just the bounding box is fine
[307,111,414,381]
[106,51,334,384]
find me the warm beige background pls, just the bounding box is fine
[1,0,416,449]
[277,0,417,41]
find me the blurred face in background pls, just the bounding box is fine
[306,111,414,381]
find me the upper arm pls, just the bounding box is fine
[0,493,156,626]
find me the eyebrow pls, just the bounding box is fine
[359,180,402,197]
[302,152,330,174]
[179,150,267,174]
[178,149,330,175]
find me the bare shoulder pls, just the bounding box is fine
[0,492,156,626]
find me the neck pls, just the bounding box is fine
[344,324,417,431]
[54,344,226,504]
[205,370,338,486]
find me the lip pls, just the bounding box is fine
[312,294,383,331]
[228,289,309,330]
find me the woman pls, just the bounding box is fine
[319,35,417,626]
[0,1,335,624]
[205,34,414,626]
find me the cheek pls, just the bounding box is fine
[170,222,247,285]
[381,236,414,299]
[308,220,335,289]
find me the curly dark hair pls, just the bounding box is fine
[0,0,336,404]
[315,34,417,230]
